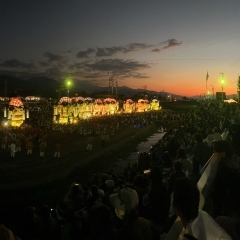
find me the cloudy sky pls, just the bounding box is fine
[1,0,240,96]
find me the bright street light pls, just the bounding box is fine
[66,79,72,97]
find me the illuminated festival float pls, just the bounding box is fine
[123,99,135,113]
[5,97,29,127]
[53,97,73,124]
[135,99,150,112]
[53,96,161,124]
[103,98,119,115]
[150,99,161,110]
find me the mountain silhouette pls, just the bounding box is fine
[0,75,182,99]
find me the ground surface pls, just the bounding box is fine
[0,101,198,207]
[0,122,161,207]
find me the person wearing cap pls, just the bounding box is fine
[109,187,159,240]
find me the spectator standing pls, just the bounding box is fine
[133,174,150,220]
[172,178,231,239]
[176,148,193,176]
[167,161,186,194]
[148,165,170,224]
[213,127,223,141]
[109,187,159,240]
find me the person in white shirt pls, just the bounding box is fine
[176,148,193,176]
[213,127,223,141]
[10,141,16,158]
[221,128,229,140]
[204,128,215,147]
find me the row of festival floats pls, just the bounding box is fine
[54,96,161,124]
[3,97,30,127]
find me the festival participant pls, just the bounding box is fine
[86,136,93,151]
[42,132,47,147]
[7,137,12,151]
[101,133,106,148]
[10,140,16,158]
[15,137,22,152]
[26,140,33,155]
[39,141,45,159]
[54,141,61,158]
[1,136,7,149]
[110,126,115,136]
[105,133,109,146]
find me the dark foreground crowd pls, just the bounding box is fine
[1,100,240,240]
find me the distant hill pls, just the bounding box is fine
[0,75,182,99]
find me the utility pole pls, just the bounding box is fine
[115,81,118,99]
[5,79,7,101]
[237,76,240,103]
[108,76,114,96]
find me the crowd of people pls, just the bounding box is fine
[0,100,240,239]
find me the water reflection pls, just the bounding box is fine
[114,130,165,173]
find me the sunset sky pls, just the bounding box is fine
[1,0,240,97]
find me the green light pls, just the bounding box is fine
[221,79,224,84]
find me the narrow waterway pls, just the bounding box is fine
[113,130,165,174]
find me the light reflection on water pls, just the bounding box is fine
[113,130,165,173]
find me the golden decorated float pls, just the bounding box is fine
[123,99,135,113]
[150,99,161,110]
[5,97,29,127]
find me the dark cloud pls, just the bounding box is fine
[76,48,96,58]
[162,39,182,49]
[0,59,35,68]
[124,43,152,53]
[43,52,66,62]
[83,73,107,78]
[45,66,64,79]
[96,47,124,57]
[68,64,75,70]
[121,72,150,79]
[84,59,150,74]
[72,58,150,80]
[151,48,161,53]
[39,61,49,67]
[84,43,154,57]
